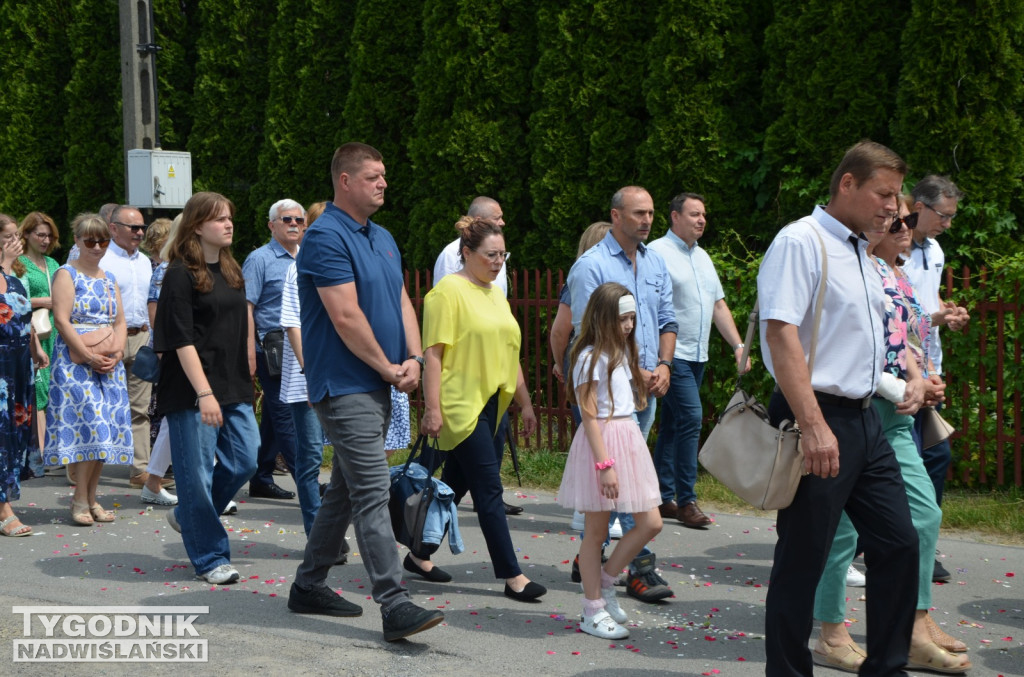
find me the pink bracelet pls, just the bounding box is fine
[595,458,615,471]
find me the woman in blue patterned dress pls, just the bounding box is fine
[0,216,50,537]
[45,214,133,526]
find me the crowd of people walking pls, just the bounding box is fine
[0,139,974,673]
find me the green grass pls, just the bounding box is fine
[322,445,1024,544]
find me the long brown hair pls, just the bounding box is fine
[166,192,243,293]
[567,282,647,415]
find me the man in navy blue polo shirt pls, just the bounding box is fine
[288,142,443,642]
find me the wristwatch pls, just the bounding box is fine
[408,355,424,367]
[657,359,672,369]
[733,343,745,351]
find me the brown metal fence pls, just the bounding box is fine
[405,267,1024,488]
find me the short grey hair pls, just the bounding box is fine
[467,196,499,218]
[268,199,305,222]
[911,175,964,207]
[611,186,647,210]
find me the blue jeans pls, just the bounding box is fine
[167,404,258,576]
[290,401,325,536]
[252,353,297,487]
[294,388,409,612]
[653,358,705,505]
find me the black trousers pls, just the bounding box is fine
[764,392,918,677]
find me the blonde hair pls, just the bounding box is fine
[567,282,647,415]
[142,217,173,260]
[576,221,611,259]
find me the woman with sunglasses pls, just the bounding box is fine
[10,212,61,479]
[412,217,545,601]
[809,202,970,674]
[45,214,133,527]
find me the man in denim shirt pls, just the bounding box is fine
[243,199,306,500]
[566,185,678,604]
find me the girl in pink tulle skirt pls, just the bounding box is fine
[556,283,662,639]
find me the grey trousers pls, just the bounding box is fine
[294,388,408,613]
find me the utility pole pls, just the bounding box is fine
[118,0,159,196]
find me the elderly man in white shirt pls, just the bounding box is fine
[102,206,160,491]
[758,141,921,676]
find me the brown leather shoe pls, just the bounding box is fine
[677,501,712,529]
[130,472,150,488]
[658,500,678,519]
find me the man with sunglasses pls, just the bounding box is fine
[101,205,160,491]
[903,175,970,582]
[243,199,308,500]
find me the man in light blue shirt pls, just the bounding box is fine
[565,185,678,604]
[243,198,306,500]
[648,193,747,529]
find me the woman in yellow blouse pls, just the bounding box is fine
[411,218,544,601]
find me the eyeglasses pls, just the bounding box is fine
[31,231,53,239]
[82,238,111,249]
[924,203,956,223]
[889,212,919,233]
[279,216,305,225]
[113,221,148,233]
[476,250,510,262]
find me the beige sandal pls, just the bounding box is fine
[812,636,867,673]
[70,501,94,526]
[907,640,972,674]
[0,515,32,537]
[925,613,968,653]
[90,503,115,522]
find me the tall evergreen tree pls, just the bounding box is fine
[189,0,274,255]
[342,0,425,246]
[639,0,769,246]
[760,0,910,229]
[0,0,73,226]
[893,0,1024,260]
[153,0,201,153]
[63,0,122,217]
[527,0,654,272]
[405,0,536,269]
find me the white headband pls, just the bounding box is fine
[618,294,636,315]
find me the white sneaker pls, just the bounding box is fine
[571,511,585,532]
[197,564,240,585]
[602,586,627,624]
[141,486,178,506]
[580,608,628,639]
[608,518,623,539]
[846,564,866,587]
[221,500,238,516]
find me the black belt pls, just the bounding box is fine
[126,324,150,337]
[815,391,872,410]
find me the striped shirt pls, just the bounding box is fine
[278,262,308,404]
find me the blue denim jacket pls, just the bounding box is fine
[390,462,464,554]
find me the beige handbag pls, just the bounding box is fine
[698,222,827,510]
[30,262,53,339]
[920,406,955,449]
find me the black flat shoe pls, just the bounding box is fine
[503,501,524,515]
[249,482,296,500]
[403,553,452,583]
[504,580,546,602]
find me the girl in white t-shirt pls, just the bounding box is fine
[557,282,662,639]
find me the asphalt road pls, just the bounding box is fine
[1,466,1021,676]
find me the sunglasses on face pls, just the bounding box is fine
[113,221,148,233]
[889,212,919,233]
[82,238,111,249]
[279,216,305,225]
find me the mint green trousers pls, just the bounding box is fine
[813,398,942,622]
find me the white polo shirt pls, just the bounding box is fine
[757,206,887,399]
[902,237,945,374]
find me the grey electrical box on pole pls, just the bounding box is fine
[119,0,192,209]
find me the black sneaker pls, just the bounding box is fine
[626,552,673,603]
[382,601,444,642]
[288,583,362,617]
[933,559,952,582]
[570,551,609,583]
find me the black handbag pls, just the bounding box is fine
[260,328,285,377]
[388,435,444,556]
